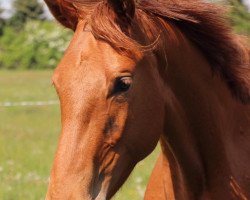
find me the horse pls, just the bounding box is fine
[44,0,250,199]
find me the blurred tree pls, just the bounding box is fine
[0,21,72,70]
[0,6,5,35]
[228,0,250,35]
[9,0,45,30]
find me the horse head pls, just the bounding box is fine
[45,0,164,199]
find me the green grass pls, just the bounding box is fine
[0,70,159,200]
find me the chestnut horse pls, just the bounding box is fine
[44,0,250,199]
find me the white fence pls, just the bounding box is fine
[0,100,59,107]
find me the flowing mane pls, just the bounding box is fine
[45,0,250,103]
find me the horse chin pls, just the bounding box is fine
[92,182,109,200]
[92,183,115,200]
[92,160,136,200]
[94,193,107,200]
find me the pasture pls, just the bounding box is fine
[0,70,159,200]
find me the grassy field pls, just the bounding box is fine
[0,70,159,200]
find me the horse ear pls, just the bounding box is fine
[106,0,136,22]
[44,0,77,30]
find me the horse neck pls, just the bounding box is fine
[155,26,250,199]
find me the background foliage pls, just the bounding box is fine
[9,0,45,30]
[0,0,72,70]
[0,21,71,69]
[0,0,249,70]
[228,0,250,34]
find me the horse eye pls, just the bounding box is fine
[114,76,133,94]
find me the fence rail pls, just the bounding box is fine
[0,100,59,107]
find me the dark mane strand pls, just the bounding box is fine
[138,0,250,103]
